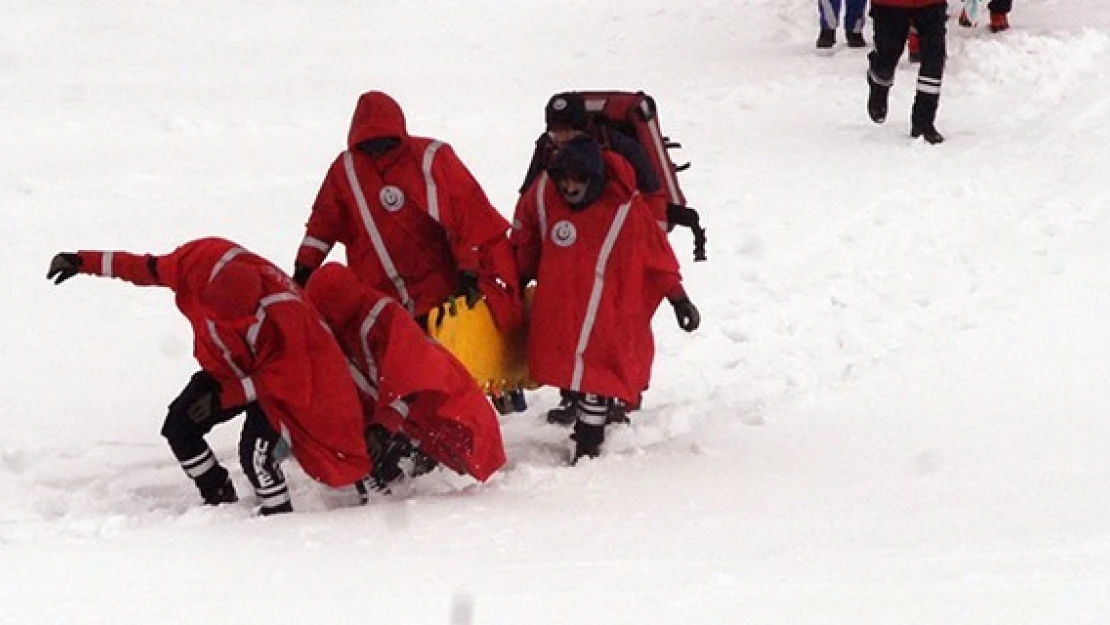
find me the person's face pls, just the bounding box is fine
[362,136,401,156]
[548,128,587,147]
[556,172,590,205]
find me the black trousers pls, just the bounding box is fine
[162,371,288,509]
[987,0,1012,14]
[868,2,947,128]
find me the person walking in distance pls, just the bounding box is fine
[866,0,947,144]
[817,0,869,49]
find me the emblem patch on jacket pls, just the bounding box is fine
[379,185,405,212]
[551,220,577,247]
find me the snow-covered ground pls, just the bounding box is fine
[3,0,1110,622]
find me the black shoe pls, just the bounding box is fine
[911,124,945,144]
[491,393,514,415]
[570,421,605,464]
[509,389,528,413]
[201,476,238,505]
[259,501,293,516]
[845,31,866,48]
[546,395,578,426]
[411,450,438,478]
[867,79,889,124]
[816,29,835,49]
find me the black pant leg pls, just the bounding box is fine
[162,371,244,498]
[238,405,290,513]
[867,4,913,87]
[987,0,1012,14]
[911,3,948,128]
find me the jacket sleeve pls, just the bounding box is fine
[509,178,543,284]
[76,250,165,288]
[635,200,684,300]
[434,144,511,274]
[225,304,314,410]
[296,157,349,271]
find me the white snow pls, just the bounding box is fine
[3,0,1110,623]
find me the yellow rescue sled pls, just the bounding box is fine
[426,295,534,398]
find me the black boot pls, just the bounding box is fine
[571,421,605,464]
[259,501,293,516]
[867,76,889,124]
[546,390,579,426]
[196,466,238,505]
[911,123,945,144]
[509,388,528,413]
[816,29,835,49]
[205,477,238,505]
[491,393,514,415]
[845,31,867,48]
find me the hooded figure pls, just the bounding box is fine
[294,90,522,333]
[47,237,370,514]
[510,138,700,462]
[304,262,507,483]
[547,136,607,210]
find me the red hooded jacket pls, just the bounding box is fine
[74,237,370,487]
[304,263,506,482]
[511,151,684,406]
[297,91,522,331]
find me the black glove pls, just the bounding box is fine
[670,297,701,332]
[186,390,221,423]
[456,271,481,309]
[293,263,314,288]
[47,253,82,285]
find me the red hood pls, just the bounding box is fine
[304,263,363,331]
[304,262,395,333]
[347,91,408,149]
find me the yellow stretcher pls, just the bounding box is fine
[426,293,535,398]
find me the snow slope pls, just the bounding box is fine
[2,1,1109,622]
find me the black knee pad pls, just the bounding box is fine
[163,371,222,441]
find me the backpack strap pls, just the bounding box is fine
[666,204,707,262]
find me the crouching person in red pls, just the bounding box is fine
[511,137,700,463]
[46,237,370,515]
[303,262,506,490]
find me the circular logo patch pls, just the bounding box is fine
[551,220,577,247]
[552,97,568,111]
[379,185,405,212]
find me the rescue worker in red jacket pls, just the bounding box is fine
[294,90,522,334]
[867,0,948,144]
[518,92,675,424]
[511,137,701,463]
[46,237,370,515]
[303,263,507,488]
